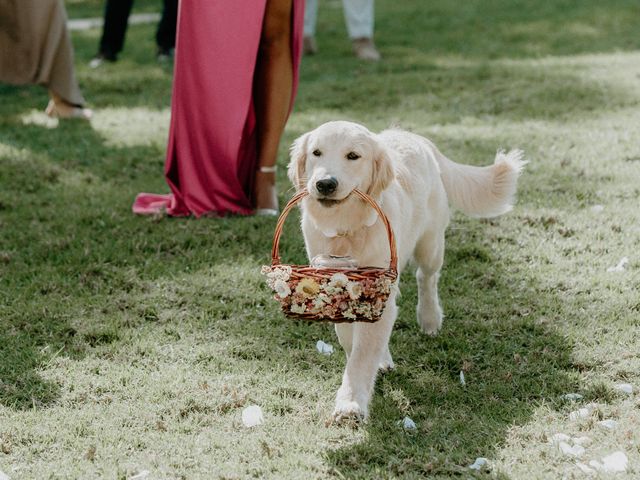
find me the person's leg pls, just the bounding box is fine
[253,0,294,213]
[342,0,380,61]
[98,0,134,60]
[155,0,178,56]
[303,0,318,54]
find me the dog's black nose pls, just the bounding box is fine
[316,178,338,195]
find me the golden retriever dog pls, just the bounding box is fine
[288,120,525,422]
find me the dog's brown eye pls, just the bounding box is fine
[346,152,360,160]
[312,149,322,157]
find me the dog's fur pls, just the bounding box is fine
[288,120,525,422]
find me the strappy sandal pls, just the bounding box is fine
[45,100,93,120]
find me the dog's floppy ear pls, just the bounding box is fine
[288,132,310,191]
[368,138,394,197]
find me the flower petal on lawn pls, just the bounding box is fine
[398,416,416,430]
[128,471,150,480]
[590,451,628,473]
[469,458,488,470]
[607,257,629,272]
[562,393,583,401]
[550,433,571,444]
[597,420,618,430]
[559,441,585,457]
[614,383,633,394]
[316,340,334,355]
[242,405,264,428]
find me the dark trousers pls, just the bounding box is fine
[98,0,178,59]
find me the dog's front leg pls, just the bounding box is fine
[333,293,397,422]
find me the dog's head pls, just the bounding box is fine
[288,121,394,208]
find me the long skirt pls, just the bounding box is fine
[133,0,304,217]
[0,0,85,106]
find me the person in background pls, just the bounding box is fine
[89,0,178,67]
[304,0,380,61]
[0,0,92,119]
[133,0,304,217]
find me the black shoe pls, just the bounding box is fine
[156,47,174,63]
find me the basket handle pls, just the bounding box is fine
[270,189,398,272]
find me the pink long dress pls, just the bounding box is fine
[133,0,304,217]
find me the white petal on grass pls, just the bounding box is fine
[459,370,466,386]
[607,257,629,272]
[316,340,334,356]
[469,458,488,470]
[575,462,596,475]
[398,416,416,430]
[590,204,604,213]
[601,451,628,473]
[569,408,590,420]
[597,419,618,430]
[242,405,264,428]
[573,436,592,446]
[559,441,585,457]
[550,433,571,444]
[0,470,9,480]
[614,383,633,395]
[562,393,583,401]
[590,451,628,473]
[128,471,150,480]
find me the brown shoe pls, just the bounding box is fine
[303,36,318,55]
[352,37,381,61]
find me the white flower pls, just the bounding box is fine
[295,278,320,297]
[329,273,349,288]
[346,281,363,300]
[274,279,291,298]
[343,309,356,320]
[291,303,306,314]
[311,294,330,312]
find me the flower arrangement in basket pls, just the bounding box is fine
[261,189,398,323]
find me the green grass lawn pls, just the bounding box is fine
[1,1,639,478]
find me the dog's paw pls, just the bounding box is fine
[417,305,443,336]
[332,400,366,425]
[378,353,395,373]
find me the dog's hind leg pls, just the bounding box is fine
[332,293,397,422]
[414,230,445,336]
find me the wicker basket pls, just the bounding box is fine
[262,189,398,323]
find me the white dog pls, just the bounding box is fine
[287,120,525,422]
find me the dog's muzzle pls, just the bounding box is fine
[315,177,338,196]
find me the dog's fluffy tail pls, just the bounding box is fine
[434,149,526,218]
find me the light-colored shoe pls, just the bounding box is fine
[352,37,381,61]
[303,36,318,55]
[45,100,93,120]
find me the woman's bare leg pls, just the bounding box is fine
[253,0,294,212]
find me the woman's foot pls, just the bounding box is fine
[45,99,93,120]
[254,166,279,216]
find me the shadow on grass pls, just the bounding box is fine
[298,53,636,125]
